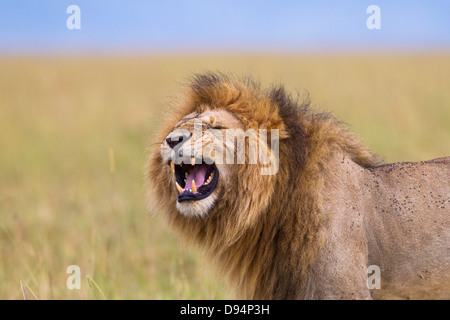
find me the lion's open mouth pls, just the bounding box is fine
[170,159,219,202]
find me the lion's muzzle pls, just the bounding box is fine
[170,158,219,202]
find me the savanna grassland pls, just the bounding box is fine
[0,53,449,299]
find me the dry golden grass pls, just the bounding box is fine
[0,53,449,299]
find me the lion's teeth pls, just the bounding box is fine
[192,180,197,193]
[170,161,175,173]
[175,182,183,194]
[185,172,188,178]
[190,157,196,166]
[204,173,213,185]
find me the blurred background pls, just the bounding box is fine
[0,1,449,299]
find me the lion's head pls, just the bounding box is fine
[148,73,300,225]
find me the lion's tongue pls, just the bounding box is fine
[185,165,208,191]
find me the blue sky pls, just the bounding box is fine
[0,0,449,53]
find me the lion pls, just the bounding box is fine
[147,72,449,299]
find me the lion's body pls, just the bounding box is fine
[314,155,449,299]
[148,73,450,299]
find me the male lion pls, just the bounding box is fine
[147,73,449,299]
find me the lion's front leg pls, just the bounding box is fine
[308,185,373,299]
[306,245,373,300]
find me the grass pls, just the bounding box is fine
[0,53,449,299]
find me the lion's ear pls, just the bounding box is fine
[267,124,290,140]
[277,125,290,140]
[267,86,309,141]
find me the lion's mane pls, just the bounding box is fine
[148,73,381,299]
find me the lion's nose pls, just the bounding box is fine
[165,133,191,149]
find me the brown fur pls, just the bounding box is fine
[147,73,449,299]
